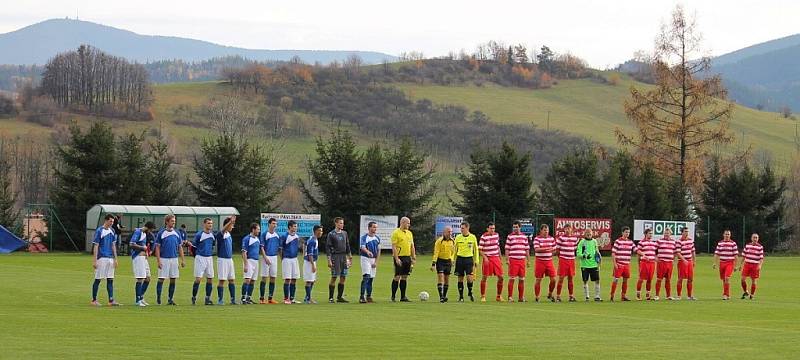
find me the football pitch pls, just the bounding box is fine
[1,253,798,359]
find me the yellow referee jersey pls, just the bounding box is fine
[454,233,479,263]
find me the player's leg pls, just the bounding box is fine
[749,277,758,299]
[581,268,590,301]
[466,272,475,302]
[556,275,564,301]
[610,276,619,301]
[546,264,556,300]
[336,268,348,302]
[260,275,267,303]
[655,264,663,300]
[192,276,202,305]
[442,271,450,302]
[167,278,177,305]
[592,269,601,301]
[436,271,444,302]
[329,276,337,303]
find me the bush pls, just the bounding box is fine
[0,94,17,117]
[25,96,60,127]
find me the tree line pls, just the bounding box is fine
[40,45,153,120]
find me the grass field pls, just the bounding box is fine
[1,253,798,359]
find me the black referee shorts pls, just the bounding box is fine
[454,256,474,276]
[435,259,452,275]
[394,256,412,276]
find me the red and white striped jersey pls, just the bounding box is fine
[742,243,764,264]
[612,238,635,265]
[556,235,579,260]
[636,239,658,262]
[679,237,695,261]
[714,240,739,261]
[656,237,679,262]
[479,232,501,257]
[533,236,556,261]
[505,232,530,260]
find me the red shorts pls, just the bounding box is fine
[657,261,673,279]
[508,258,527,278]
[535,259,556,278]
[482,256,504,276]
[719,260,734,279]
[678,260,694,279]
[742,263,761,279]
[557,258,575,277]
[613,263,630,279]
[638,261,655,281]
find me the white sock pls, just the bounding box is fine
[583,283,589,298]
[594,282,601,298]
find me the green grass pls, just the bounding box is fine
[397,74,799,167]
[1,253,798,358]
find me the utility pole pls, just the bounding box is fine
[546,110,551,131]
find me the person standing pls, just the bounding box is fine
[505,221,530,302]
[740,233,765,300]
[532,224,557,302]
[303,225,321,304]
[555,223,579,302]
[280,221,302,304]
[609,227,634,301]
[431,226,456,303]
[359,222,381,303]
[90,214,120,306]
[713,230,740,300]
[479,222,505,302]
[191,218,216,305]
[390,217,416,302]
[576,229,602,302]
[241,223,261,305]
[654,227,683,301]
[676,227,696,300]
[259,217,281,304]
[635,228,658,301]
[326,217,353,303]
[129,221,155,306]
[215,217,237,305]
[454,222,480,302]
[155,214,185,305]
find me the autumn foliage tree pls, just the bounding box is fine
[616,5,738,191]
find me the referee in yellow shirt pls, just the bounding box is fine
[454,222,479,302]
[431,226,456,302]
[391,217,416,302]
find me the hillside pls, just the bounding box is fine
[396,74,798,169]
[0,18,396,65]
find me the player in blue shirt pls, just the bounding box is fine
[280,220,302,304]
[359,221,382,303]
[259,217,281,304]
[129,221,156,306]
[191,218,216,305]
[215,217,237,305]
[91,214,120,306]
[155,214,186,305]
[241,223,261,305]
[303,225,322,304]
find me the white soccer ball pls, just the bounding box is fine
[419,291,430,301]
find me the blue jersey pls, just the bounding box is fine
[156,227,181,259]
[93,226,116,259]
[360,234,381,258]
[178,228,187,242]
[280,232,301,259]
[242,234,261,260]
[215,231,234,259]
[129,228,147,259]
[193,231,215,257]
[305,237,319,261]
[261,231,281,256]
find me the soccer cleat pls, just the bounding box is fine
[292,299,302,304]
[191,297,197,305]
[390,297,397,302]
[480,296,487,302]
[136,300,147,307]
[443,297,449,303]
[507,297,515,303]
[722,296,729,300]
[167,300,177,306]
[555,297,562,302]
[259,299,266,305]
[303,299,311,304]
[336,297,349,303]
[496,296,504,302]
[636,295,642,301]
[584,297,590,302]
[268,299,279,304]
[741,292,749,300]
[458,297,464,303]
[217,299,224,306]
[205,299,214,305]
[439,297,445,303]
[359,297,367,304]
[400,297,411,302]
[108,301,121,307]
[366,297,374,303]
[548,296,556,303]
[675,296,682,301]
[90,300,101,307]
[688,296,697,301]
[156,298,162,305]
[140,300,150,306]
[535,297,540,303]
[610,297,614,302]
[622,297,631,302]
[653,296,660,301]
[329,298,335,304]
[749,295,754,300]
[594,297,602,302]
[284,299,292,305]
[666,297,675,301]
[308,299,318,304]
[229,300,238,305]
[568,296,576,303]
[469,295,475,302]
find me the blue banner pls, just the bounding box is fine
[0,225,26,254]
[260,213,321,238]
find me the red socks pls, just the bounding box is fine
[567,280,574,297]
[610,282,618,300]
[621,281,628,298]
[507,279,515,298]
[548,279,555,296]
[687,281,693,297]
[480,280,487,297]
[496,278,504,297]
[677,281,683,297]
[534,281,541,297]
[518,280,525,300]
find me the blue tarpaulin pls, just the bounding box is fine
[0,225,26,254]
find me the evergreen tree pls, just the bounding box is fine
[0,152,19,229]
[115,132,152,205]
[632,164,671,220]
[147,138,182,205]
[539,148,603,216]
[385,139,436,248]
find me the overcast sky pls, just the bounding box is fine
[1,0,798,67]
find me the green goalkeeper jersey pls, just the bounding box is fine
[576,238,600,268]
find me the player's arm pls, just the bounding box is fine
[178,241,185,267]
[374,239,380,265]
[411,240,417,264]
[112,238,119,268]
[360,236,371,258]
[326,232,334,268]
[155,242,162,269]
[345,234,353,261]
[472,238,479,265]
[431,238,440,270]
[92,243,98,269]
[242,243,249,272]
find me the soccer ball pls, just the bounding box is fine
[419,291,430,301]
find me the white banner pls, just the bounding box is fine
[359,215,398,250]
[633,219,695,241]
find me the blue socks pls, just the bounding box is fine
[361,275,369,298]
[135,282,142,302]
[156,281,163,302]
[247,282,255,298]
[269,282,275,299]
[290,283,296,300]
[217,286,224,301]
[283,283,290,299]
[168,282,175,301]
[92,279,101,301]
[192,282,200,298]
[141,280,149,297]
[304,284,312,301]
[260,281,266,299]
[367,277,374,297]
[228,283,236,301]
[106,279,114,302]
[205,283,212,298]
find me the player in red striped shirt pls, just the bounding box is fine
[533,224,557,302]
[610,227,634,301]
[479,222,505,302]
[654,227,683,300]
[676,227,696,300]
[505,221,530,302]
[740,233,765,300]
[555,223,578,302]
[713,229,740,300]
[635,228,657,301]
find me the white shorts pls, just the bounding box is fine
[132,255,151,279]
[158,258,180,279]
[243,259,259,279]
[260,255,279,278]
[303,260,317,282]
[282,258,300,279]
[360,256,377,278]
[194,256,215,278]
[217,258,235,280]
[94,257,115,279]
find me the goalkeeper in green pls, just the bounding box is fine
[576,229,602,301]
